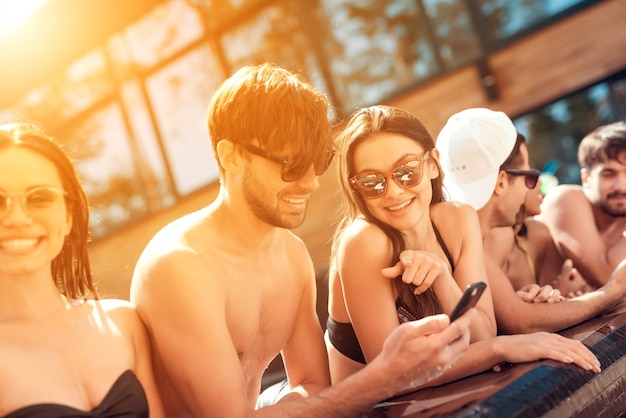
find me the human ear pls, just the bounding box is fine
[580,167,589,186]
[216,140,245,176]
[428,148,441,180]
[493,170,508,196]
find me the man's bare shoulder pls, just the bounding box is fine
[130,210,224,300]
[144,210,209,252]
[541,184,586,207]
[538,185,594,228]
[525,218,552,241]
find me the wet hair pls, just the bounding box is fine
[207,62,333,177]
[0,123,97,299]
[333,105,443,319]
[577,122,626,169]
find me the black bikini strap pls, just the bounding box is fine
[432,222,455,272]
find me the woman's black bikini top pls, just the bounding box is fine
[3,370,149,418]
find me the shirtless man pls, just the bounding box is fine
[485,182,591,297]
[130,63,473,418]
[537,122,626,288]
[435,108,626,335]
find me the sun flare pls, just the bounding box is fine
[0,0,47,36]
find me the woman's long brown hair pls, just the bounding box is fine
[333,106,444,320]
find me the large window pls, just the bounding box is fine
[318,0,483,109]
[515,73,626,185]
[66,103,151,238]
[475,0,595,47]
[145,45,223,195]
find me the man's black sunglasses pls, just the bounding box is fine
[504,168,541,189]
[236,142,335,182]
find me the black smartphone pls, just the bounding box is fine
[449,282,487,322]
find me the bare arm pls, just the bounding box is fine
[128,306,166,418]
[131,240,472,418]
[132,251,258,417]
[436,331,600,385]
[527,219,592,297]
[278,253,331,402]
[135,251,473,418]
[383,204,497,340]
[274,313,474,417]
[441,204,497,338]
[485,251,626,334]
[339,222,411,363]
[539,185,626,287]
[530,218,568,287]
[100,300,166,418]
[334,210,507,389]
[339,221,600,388]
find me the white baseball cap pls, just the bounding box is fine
[436,108,517,210]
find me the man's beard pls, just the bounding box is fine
[599,192,626,217]
[241,168,307,229]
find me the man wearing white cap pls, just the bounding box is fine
[437,108,626,334]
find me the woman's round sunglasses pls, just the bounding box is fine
[350,151,430,199]
[0,186,68,218]
[504,168,541,189]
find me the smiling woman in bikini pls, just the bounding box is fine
[0,123,164,418]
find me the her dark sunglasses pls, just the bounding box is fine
[350,151,430,199]
[504,168,541,189]
[237,142,335,182]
